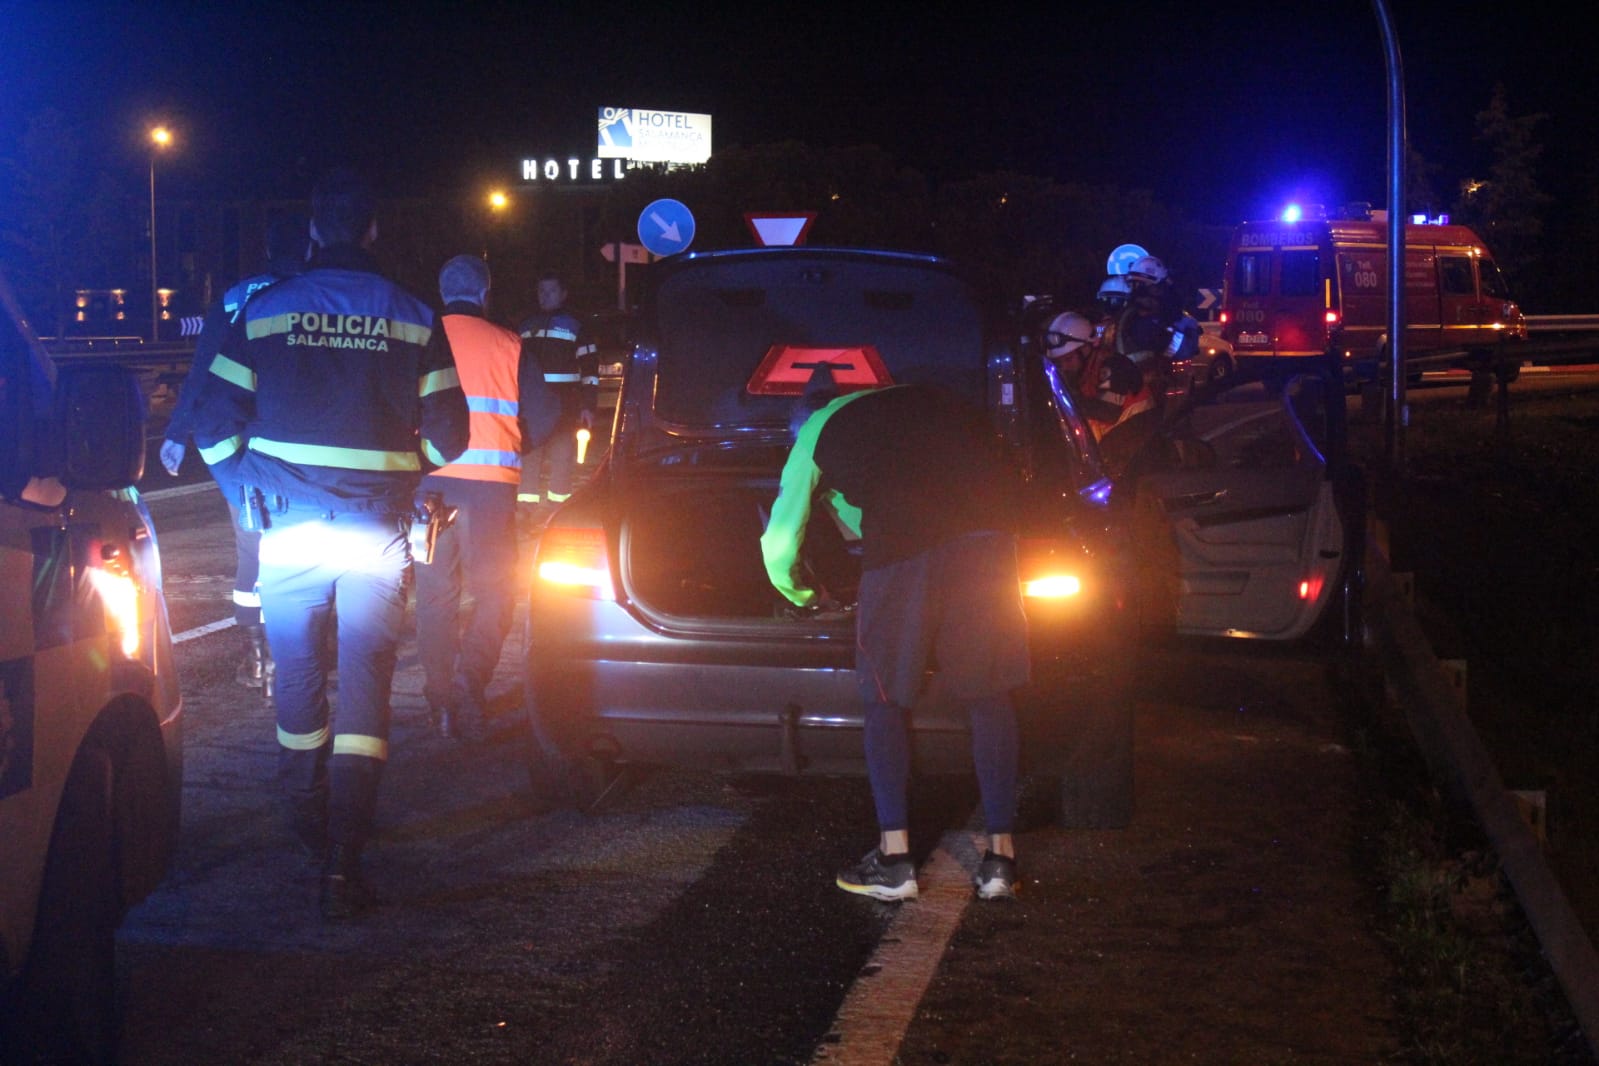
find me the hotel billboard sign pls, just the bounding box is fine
[597,107,712,165]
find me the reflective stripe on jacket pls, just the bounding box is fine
[518,308,600,412]
[433,312,524,484]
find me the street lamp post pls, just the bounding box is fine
[148,125,172,342]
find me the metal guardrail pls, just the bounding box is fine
[1525,314,1599,332]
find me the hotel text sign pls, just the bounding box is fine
[520,157,630,183]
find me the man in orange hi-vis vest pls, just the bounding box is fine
[418,255,558,741]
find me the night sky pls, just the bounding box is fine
[0,1,1592,226]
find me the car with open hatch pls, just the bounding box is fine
[522,247,1139,828]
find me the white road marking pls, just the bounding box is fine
[174,617,235,643]
[812,827,982,1064]
[144,482,219,501]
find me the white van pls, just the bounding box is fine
[0,271,182,1063]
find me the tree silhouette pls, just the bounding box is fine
[1451,84,1549,304]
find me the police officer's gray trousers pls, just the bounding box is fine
[259,511,410,853]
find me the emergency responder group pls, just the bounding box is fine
[171,177,1200,918]
[171,168,589,920]
[1040,252,1202,485]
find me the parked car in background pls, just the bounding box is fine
[1184,325,1236,392]
[0,270,183,1063]
[524,248,1139,829]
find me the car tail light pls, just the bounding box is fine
[1017,538,1085,601]
[534,526,615,601]
[87,550,141,657]
[1297,575,1324,601]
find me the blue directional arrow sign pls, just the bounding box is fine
[638,198,696,257]
[1106,243,1149,276]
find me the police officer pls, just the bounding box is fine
[761,374,1029,903]
[160,213,311,692]
[514,270,598,522]
[417,255,558,741]
[191,168,469,920]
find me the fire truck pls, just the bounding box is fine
[0,270,182,1063]
[1218,205,1526,383]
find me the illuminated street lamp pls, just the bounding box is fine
[148,125,174,342]
[483,188,510,260]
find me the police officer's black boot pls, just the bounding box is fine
[319,843,378,921]
[236,623,268,688]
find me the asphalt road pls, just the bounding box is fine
[109,365,1599,1063]
[113,480,1416,1065]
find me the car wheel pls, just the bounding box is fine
[1023,662,1134,830]
[522,682,613,811]
[1054,669,1135,828]
[11,745,123,1065]
[1208,352,1234,390]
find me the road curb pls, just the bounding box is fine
[1366,529,1599,1058]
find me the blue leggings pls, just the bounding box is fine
[863,694,1018,836]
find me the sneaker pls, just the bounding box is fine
[835,848,918,901]
[973,851,1018,900]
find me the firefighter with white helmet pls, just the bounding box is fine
[1043,310,1096,360]
[1042,309,1158,482]
[1126,255,1169,287]
[1096,275,1131,316]
[1117,253,1196,420]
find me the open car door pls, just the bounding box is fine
[1133,378,1351,641]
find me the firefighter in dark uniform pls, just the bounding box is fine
[160,213,311,692]
[760,375,1030,903]
[191,168,469,920]
[1117,255,1198,422]
[418,255,558,741]
[514,270,597,521]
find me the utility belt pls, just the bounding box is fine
[236,486,403,532]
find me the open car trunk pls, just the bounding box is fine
[620,473,862,621]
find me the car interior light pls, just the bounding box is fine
[535,526,615,600]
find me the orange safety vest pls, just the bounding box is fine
[1079,345,1155,442]
[433,313,524,484]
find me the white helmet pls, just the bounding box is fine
[1097,275,1132,303]
[1043,311,1096,358]
[1127,255,1169,286]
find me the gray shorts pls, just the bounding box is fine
[854,531,1031,708]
